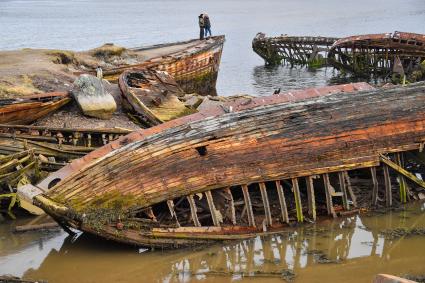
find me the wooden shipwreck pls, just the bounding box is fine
[0,92,71,125]
[94,36,225,95]
[31,82,425,248]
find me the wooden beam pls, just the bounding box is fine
[395,153,408,203]
[205,191,220,227]
[187,195,201,227]
[292,178,304,222]
[380,154,425,189]
[166,200,180,227]
[275,180,289,223]
[383,165,392,207]
[344,171,357,207]
[323,173,336,218]
[241,185,255,227]
[259,182,272,226]
[305,176,316,221]
[223,187,236,225]
[338,172,350,211]
[370,166,379,206]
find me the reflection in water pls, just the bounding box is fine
[1,203,424,282]
[252,65,339,96]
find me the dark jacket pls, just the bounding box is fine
[198,17,205,28]
[204,15,211,28]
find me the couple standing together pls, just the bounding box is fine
[198,13,212,40]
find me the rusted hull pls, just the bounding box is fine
[102,36,225,95]
[31,82,425,248]
[0,92,70,125]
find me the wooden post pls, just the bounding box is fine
[275,180,289,223]
[344,171,357,207]
[259,182,272,226]
[166,200,180,227]
[323,173,336,218]
[187,195,201,227]
[205,191,220,227]
[395,153,407,203]
[371,167,379,206]
[338,172,349,211]
[241,185,255,227]
[383,165,392,207]
[292,178,304,222]
[305,176,316,221]
[224,187,236,225]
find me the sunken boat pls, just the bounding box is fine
[118,69,193,127]
[31,82,425,248]
[94,36,225,95]
[0,92,70,125]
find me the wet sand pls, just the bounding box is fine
[1,202,424,282]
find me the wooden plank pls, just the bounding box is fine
[223,187,236,225]
[259,182,272,226]
[241,185,255,227]
[275,180,289,223]
[187,195,201,227]
[305,176,316,221]
[344,171,357,207]
[383,165,392,207]
[395,153,408,203]
[292,178,304,222]
[338,172,350,211]
[323,173,336,217]
[205,190,220,227]
[371,167,379,206]
[166,200,180,227]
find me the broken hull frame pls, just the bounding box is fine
[34,82,425,248]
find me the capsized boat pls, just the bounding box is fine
[118,69,193,127]
[0,92,70,125]
[98,36,225,95]
[32,82,425,248]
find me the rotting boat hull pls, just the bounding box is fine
[33,82,425,248]
[101,36,225,96]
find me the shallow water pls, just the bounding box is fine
[0,0,424,96]
[1,202,425,282]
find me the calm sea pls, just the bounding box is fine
[0,0,424,96]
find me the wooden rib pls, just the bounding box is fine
[323,173,336,218]
[223,187,236,225]
[292,178,304,222]
[166,200,180,227]
[241,185,255,227]
[371,167,379,206]
[205,190,220,227]
[305,176,316,221]
[259,182,272,226]
[187,195,201,227]
[275,180,289,224]
[395,153,407,203]
[344,171,357,207]
[338,172,349,211]
[383,165,392,207]
[380,153,425,189]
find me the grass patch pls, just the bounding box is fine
[91,44,126,58]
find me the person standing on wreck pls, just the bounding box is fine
[203,13,212,38]
[198,14,205,40]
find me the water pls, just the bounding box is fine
[1,202,425,282]
[0,0,424,96]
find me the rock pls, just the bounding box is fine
[72,74,117,119]
[184,95,204,109]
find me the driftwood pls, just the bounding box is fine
[14,222,59,232]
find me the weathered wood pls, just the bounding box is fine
[395,153,408,203]
[223,187,236,225]
[380,154,425,189]
[14,222,59,232]
[383,165,393,207]
[205,191,220,227]
[338,172,349,210]
[241,185,255,227]
[371,167,379,206]
[275,180,289,223]
[305,176,316,221]
[344,171,357,207]
[291,178,304,222]
[259,182,272,226]
[323,174,336,217]
[166,200,180,227]
[187,195,201,227]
